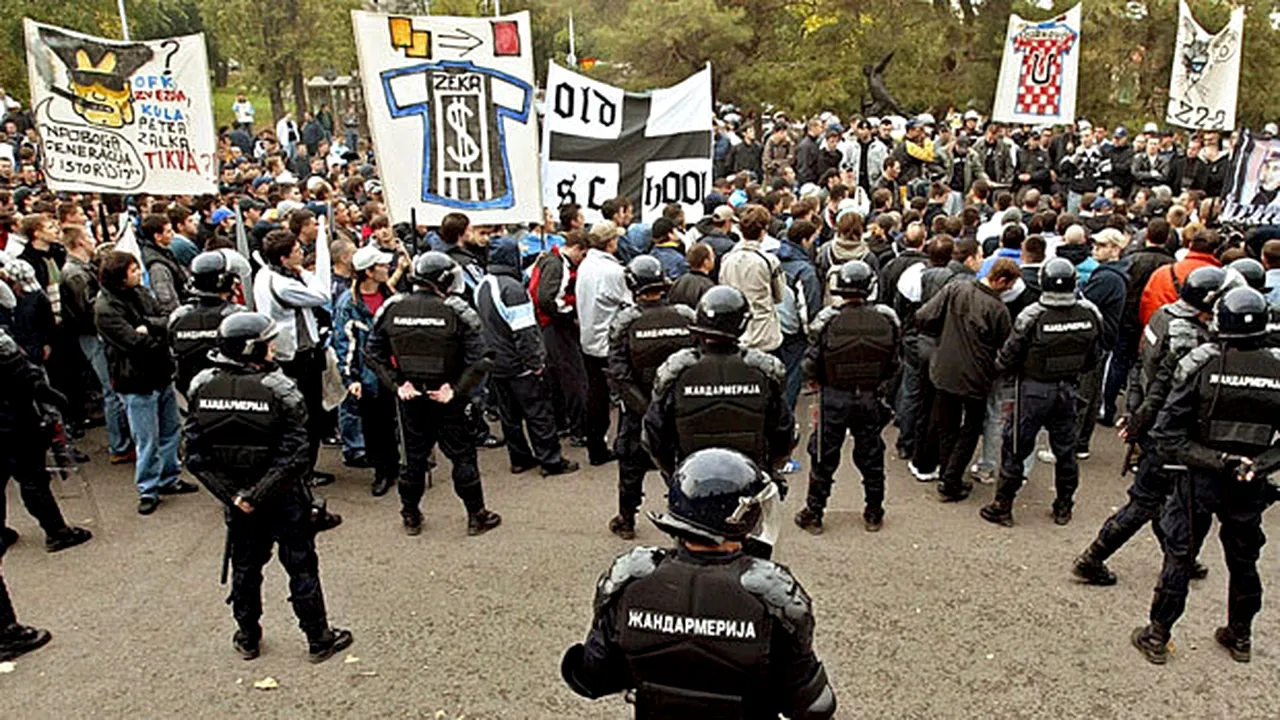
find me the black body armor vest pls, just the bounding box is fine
[1196,347,1280,456]
[385,294,463,387]
[629,306,695,391]
[1023,303,1099,382]
[672,351,769,464]
[820,306,896,390]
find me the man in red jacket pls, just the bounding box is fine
[1138,229,1222,328]
[529,228,590,443]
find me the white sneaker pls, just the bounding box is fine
[908,461,939,481]
[1076,451,1091,460]
[969,464,996,484]
[1037,449,1057,464]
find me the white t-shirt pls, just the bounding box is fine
[232,99,255,124]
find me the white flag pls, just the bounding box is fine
[991,5,1082,126]
[1166,1,1244,131]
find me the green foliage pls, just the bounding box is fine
[211,85,269,127]
[3,0,1279,130]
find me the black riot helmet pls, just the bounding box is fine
[1181,266,1228,313]
[410,251,458,294]
[1215,287,1270,339]
[218,312,278,364]
[692,286,749,341]
[832,259,877,299]
[191,251,235,294]
[1039,257,1078,294]
[626,255,669,295]
[648,448,770,546]
[1228,258,1270,292]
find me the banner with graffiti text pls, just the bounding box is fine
[23,19,217,194]
[1165,0,1243,131]
[352,10,540,226]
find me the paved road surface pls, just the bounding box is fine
[2,408,1279,718]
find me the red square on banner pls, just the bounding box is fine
[492,21,520,56]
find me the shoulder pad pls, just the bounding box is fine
[1167,317,1209,357]
[444,294,483,333]
[188,367,219,395]
[873,303,901,329]
[654,347,701,396]
[372,293,406,324]
[594,547,668,612]
[1174,342,1221,386]
[0,329,19,359]
[1077,297,1104,324]
[672,303,697,322]
[609,305,644,344]
[169,303,194,325]
[1013,302,1048,333]
[809,306,840,341]
[743,348,787,382]
[262,368,306,406]
[740,558,814,642]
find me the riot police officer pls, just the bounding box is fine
[169,251,245,396]
[365,251,501,537]
[560,448,836,719]
[184,313,352,663]
[1133,288,1280,665]
[1227,257,1280,340]
[795,260,900,534]
[980,257,1103,527]
[606,255,696,539]
[643,286,795,557]
[643,286,795,477]
[1073,266,1227,584]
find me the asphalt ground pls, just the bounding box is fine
[2,403,1279,718]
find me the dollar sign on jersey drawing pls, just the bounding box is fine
[445,97,481,170]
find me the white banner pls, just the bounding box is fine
[23,19,217,194]
[1166,1,1243,131]
[542,62,712,225]
[352,10,540,226]
[991,5,1081,126]
[1221,131,1280,226]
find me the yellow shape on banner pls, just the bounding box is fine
[389,17,413,48]
[407,30,430,58]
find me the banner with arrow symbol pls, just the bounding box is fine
[352,10,539,226]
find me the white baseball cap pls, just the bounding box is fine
[352,245,394,271]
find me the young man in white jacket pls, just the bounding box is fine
[253,220,332,482]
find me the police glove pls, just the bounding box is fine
[1220,453,1254,480]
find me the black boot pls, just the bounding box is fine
[540,459,580,477]
[371,475,394,497]
[401,509,423,536]
[1072,548,1117,586]
[794,507,823,535]
[1131,624,1170,665]
[1052,498,1073,526]
[608,514,636,540]
[308,627,353,664]
[467,509,502,536]
[233,626,261,660]
[1215,626,1251,663]
[0,623,52,662]
[45,526,92,553]
[980,499,1014,527]
[863,506,884,533]
[1192,562,1209,580]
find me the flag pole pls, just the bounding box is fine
[117,0,131,40]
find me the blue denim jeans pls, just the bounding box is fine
[79,334,131,455]
[121,385,183,499]
[774,333,807,412]
[337,394,366,461]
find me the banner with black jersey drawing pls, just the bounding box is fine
[353,10,540,226]
[1221,130,1280,226]
[541,62,713,225]
[1165,0,1244,131]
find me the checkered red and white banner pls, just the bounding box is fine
[991,4,1081,126]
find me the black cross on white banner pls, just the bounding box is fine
[541,62,713,224]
